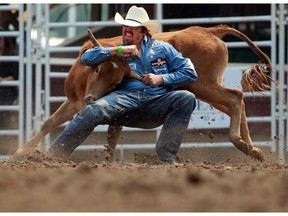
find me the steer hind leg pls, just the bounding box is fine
[12,100,79,159]
[238,101,264,161]
[193,84,264,161]
[211,99,263,161]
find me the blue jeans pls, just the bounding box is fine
[48,89,196,162]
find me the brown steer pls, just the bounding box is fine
[13,25,274,161]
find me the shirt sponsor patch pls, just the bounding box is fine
[150,57,166,67]
[128,62,137,70]
[148,42,160,48]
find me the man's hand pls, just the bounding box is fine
[122,45,138,56]
[141,74,164,87]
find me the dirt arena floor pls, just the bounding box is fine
[0,146,288,213]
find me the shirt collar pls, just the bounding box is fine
[142,35,149,46]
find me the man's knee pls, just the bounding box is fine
[177,90,196,109]
[78,104,96,120]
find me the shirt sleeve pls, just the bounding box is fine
[160,43,198,88]
[81,47,112,66]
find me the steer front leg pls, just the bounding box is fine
[12,100,79,160]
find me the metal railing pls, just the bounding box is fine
[0,4,25,159]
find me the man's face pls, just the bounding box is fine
[122,25,144,46]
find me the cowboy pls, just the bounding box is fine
[48,5,198,164]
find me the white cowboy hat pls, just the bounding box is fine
[114,6,160,34]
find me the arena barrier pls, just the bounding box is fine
[0,4,24,160]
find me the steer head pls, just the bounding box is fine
[83,29,142,104]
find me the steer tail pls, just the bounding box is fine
[210,25,277,93]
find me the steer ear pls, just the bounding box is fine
[88,29,103,47]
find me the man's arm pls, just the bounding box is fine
[141,42,197,88]
[81,45,138,66]
[160,43,198,88]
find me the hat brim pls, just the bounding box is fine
[114,12,160,34]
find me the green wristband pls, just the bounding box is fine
[117,46,123,55]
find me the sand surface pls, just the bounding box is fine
[0,150,287,212]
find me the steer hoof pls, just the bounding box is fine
[11,148,27,161]
[250,147,264,162]
[103,145,115,162]
[103,152,111,162]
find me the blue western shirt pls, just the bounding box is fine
[81,36,198,94]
